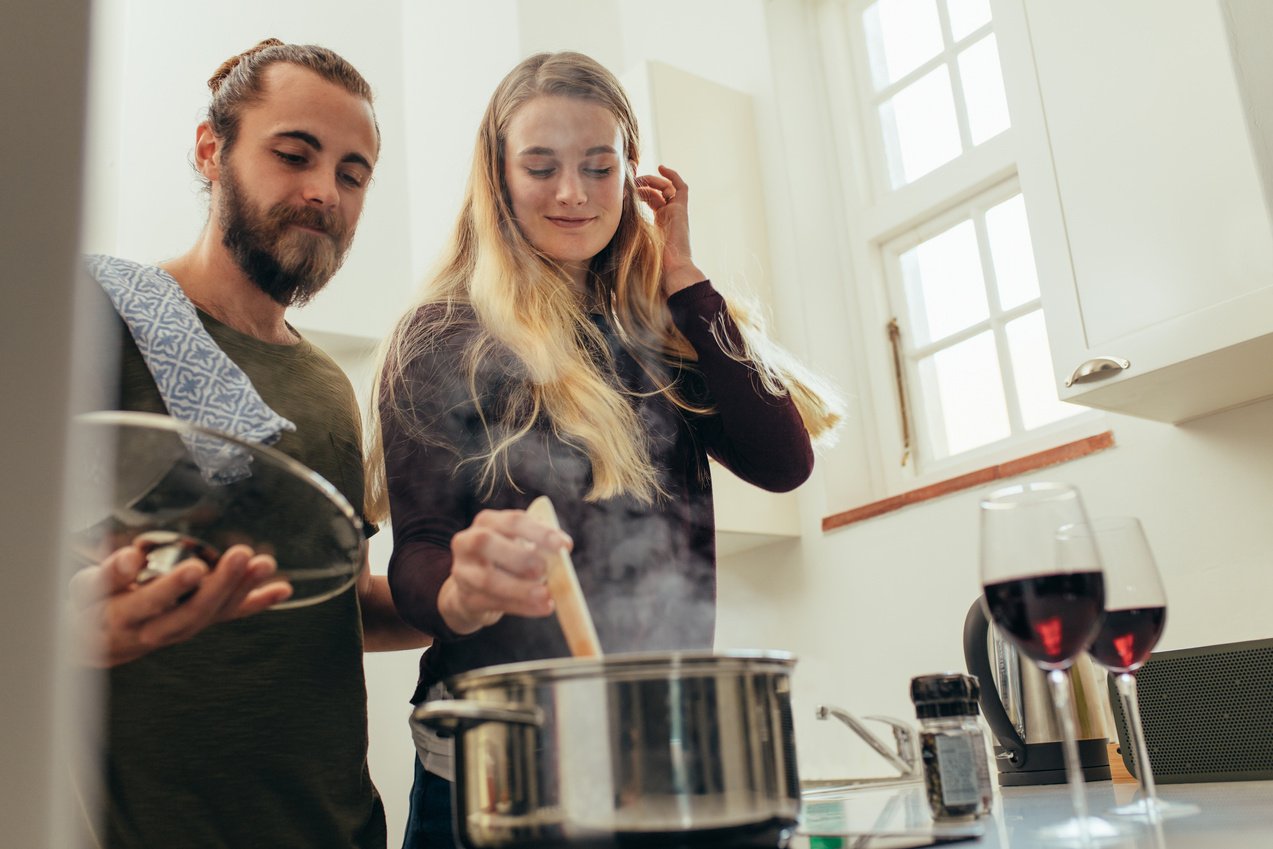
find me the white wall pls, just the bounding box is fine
[78,0,1273,842]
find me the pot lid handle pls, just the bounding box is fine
[411,700,544,734]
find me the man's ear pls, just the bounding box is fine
[194,122,222,183]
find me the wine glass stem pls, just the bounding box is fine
[1046,667,1093,846]
[1116,671,1161,814]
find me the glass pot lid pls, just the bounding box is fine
[67,410,364,609]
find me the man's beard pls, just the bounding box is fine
[218,161,353,308]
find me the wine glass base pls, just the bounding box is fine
[1036,815,1129,847]
[1108,797,1201,821]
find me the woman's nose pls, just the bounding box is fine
[555,172,586,206]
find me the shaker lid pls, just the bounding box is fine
[910,672,980,715]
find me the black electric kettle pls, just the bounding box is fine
[963,599,1112,786]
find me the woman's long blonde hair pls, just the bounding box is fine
[365,52,841,523]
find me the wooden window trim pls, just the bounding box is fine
[822,430,1115,532]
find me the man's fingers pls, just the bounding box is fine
[172,545,254,621]
[246,552,279,579]
[232,581,294,618]
[216,552,290,619]
[74,543,289,665]
[107,561,208,627]
[134,602,209,650]
[71,547,147,607]
[131,550,256,648]
[104,547,146,590]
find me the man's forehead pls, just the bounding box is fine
[246,63,379,163]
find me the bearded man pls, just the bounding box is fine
[76,39,427,849]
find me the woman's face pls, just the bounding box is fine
[502,95,626,290]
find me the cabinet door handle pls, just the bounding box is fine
[1065,356,1131,387]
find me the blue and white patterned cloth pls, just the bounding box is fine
[86,254,296,482]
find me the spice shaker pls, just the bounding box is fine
[910,673,994,820]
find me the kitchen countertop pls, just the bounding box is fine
[792,779,1273,848]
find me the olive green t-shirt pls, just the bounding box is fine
[105,305,386,849]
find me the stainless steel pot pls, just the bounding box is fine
[413,651,800,849]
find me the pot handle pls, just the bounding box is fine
[411,700,544,734]
[962,598,1028,766]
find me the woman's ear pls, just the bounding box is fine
[193,121,222,183]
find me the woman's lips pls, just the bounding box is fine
[546,216,595,229]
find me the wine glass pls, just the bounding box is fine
[979,481,1122,846]
[1062,517,1200,821]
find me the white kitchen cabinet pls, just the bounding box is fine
[624,61,803,552]
[623,61,778,311]
[709,459,801,555]
[999,0,1273,423]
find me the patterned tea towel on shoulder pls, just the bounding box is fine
[86,254,295,482]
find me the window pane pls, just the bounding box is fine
[1006,311,1084,429]
[880,66,962,186]
[900,219,988,345]
[985,193,1039,310]
[946,0,992,41]
[863,0,944,89]
[917,331,1010,458]
[958,34,1011,144]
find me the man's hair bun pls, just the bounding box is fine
[207,38,285,94]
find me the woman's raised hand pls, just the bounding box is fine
[636,165,707,296]
[438,509,573,635]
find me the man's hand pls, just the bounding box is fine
[70,543,292,667]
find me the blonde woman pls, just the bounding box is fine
[368,51,840,848]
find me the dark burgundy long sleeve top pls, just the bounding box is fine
[382,281,813,701]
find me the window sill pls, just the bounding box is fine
[821,430,1115,532]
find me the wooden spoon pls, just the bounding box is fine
[526,495,603,657]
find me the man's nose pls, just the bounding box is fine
[303,171,340,208]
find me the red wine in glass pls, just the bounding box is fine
[1062,517,1198,822]
[980,482,1125,845]
[982,571,1106,668]
[1087,606,1166,673]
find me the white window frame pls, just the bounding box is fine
[815,0,1107,499]
[860,4,995,192]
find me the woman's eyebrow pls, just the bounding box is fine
[515,145,618,157]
